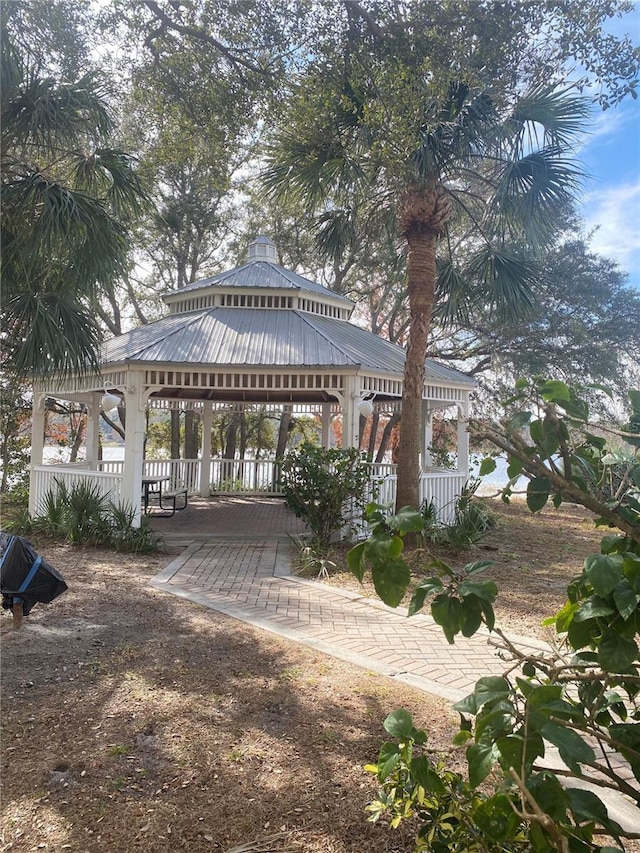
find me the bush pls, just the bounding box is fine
[29,480,163,552]
[349,381,640,853]
[280,444,372,551]
[421,479,497,551]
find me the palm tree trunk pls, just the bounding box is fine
[395,228,438,511]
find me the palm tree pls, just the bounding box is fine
[1,31,146,379]
[262,64,587,510]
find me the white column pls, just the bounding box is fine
[28,392,46,516]
[200,402,213,497]
[457,399,470,475]
[84,392,101,470]
[341,378,360,449]
[321,403,332,449]
[121,384,146,526]
[421,402,433,471]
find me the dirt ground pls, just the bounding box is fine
[0,499,624,852]
[321,497,604,642]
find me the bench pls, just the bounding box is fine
[159,488,188,516]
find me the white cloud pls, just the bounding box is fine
[582,180,640,277]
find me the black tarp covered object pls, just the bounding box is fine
[1,533,68,616]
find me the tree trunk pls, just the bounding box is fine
[184,410,199,458]
[239,410,247,459]
[69,407,86,462]
[395,228,438,510]
[275,407,291,459]
[375,413,400,463]
[224,413,240,459]
[171,410,181,459]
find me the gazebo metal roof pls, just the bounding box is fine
[166,236,354,307]
[100,305,471,387]
[97,235,474,397]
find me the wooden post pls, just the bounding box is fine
[12,601,24,629]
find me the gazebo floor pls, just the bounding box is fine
[146,495,309,544]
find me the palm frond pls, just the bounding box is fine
[315,209,357,263]
[3,289,102,379]
[465,246,539,323]
[507,85,590,154]
[1,71,112,156]
[434,257,472,326]
[490,149,584,248]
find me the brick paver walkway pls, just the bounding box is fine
[150,535,640,831]
[150,538,546,702]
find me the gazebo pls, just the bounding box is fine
[29,237,475,525]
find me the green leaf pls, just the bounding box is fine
[472,676,511,710]
[377,741,401,781]
[431,593,463,644]
[585,553,623,596]
[467,741,499,786]
[383,709,414,739]
[452,729,472,746]
[507,411,532,431]
[540,722,595,773]
[539,379,570,401]
[479,457,497,476]
[566,788,623,835]
[472,792,521,842]
[574,597,615,622]
[388,506,424,533]
[609,723,640,779]
[506,457,524,479]
[598,631,638,672]
[464,560,494,576]
[612,580,639,620]
[600,534,626,554]
[410,755,446,793]
[408,576,444,616]
[527,477,551,513]
[371,557,411,608]
[346,542,366,582]
[454,692,479,715]
[367,534,403,563]
[496,732,544,773]
[459,579,498,603]
[460,601,483,637]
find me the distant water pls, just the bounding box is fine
[40,447,520,493]
[42,446,124,463]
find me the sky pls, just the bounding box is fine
[579,4,640,290]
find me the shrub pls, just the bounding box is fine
[349,381,640,853]
[421,479,497,551]
[280,443,372,551]
[29,481,163,552]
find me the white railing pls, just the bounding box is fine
[420,470,469,524]
[33,459,470,524]
[362,465,469,524]
[98,460,124,474]
[143,459,200,494]
[209,459,283,495]
[98,459,201,493]
[31,466,124,516]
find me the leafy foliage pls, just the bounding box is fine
[421,480,498,551]
[350,381,640,851]
[1,27,146,378]
[29,480,163,553]
[280,444,371,551]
